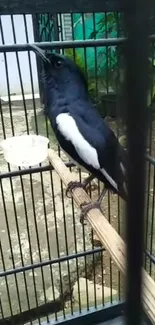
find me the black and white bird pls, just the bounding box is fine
[30,44,128,220]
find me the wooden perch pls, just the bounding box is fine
[48,148,155,324]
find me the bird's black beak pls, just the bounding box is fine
[29,44,50,63]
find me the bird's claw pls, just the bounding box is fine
[79,201,101,225]
[66,181,86,198]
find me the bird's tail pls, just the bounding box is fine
[118,181,128,202]
[117,144,128,202]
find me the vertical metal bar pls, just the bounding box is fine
[149,165,155,276]
[115,11,122,302]
[107,190,113,304]
[80,12,92,311]
[0,297,4,319]
[104,13,113,304]
[23,14,38,134]
[32,12,51,141]
[92,12,101,199]
[49,170,66,318]
[0,179,22,315]
[105,13,109,95]
[0,99,6,139]
[39,170,59,320]
[19,174,41,324]
[53,14,60,44]
[81,11,97,309]
[7,176,28,313]
[144,41,155,271]
[70,13,90,311]
[70,14,76,60]
[59,181,73,315]
[59,13,64,53]
[70,195,82,313]
[66,102,81,316]
[0,242,13,317]
[1,19,31,299]
[11,14,30,135]
[100,251,105,306]
[32,13,44,105]
[124,1,150,324]
[29,173,49,324]
[0,16,14,137]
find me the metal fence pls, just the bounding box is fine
[0,0,154,324]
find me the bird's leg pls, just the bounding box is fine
[79,186,107,225]
[79,201,101,225]
[65,181,86,198]
[66,177,107,225]
[97,187,107,204]
[66,174,95,198]
[82,174,96,190]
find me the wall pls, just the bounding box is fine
[0,15,39,97]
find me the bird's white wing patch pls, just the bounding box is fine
[56,113,100,169]
[56,113,119,191]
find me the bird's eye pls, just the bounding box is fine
[54,60,63,68]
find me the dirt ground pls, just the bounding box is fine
[0,99,155,324]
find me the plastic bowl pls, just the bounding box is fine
[0,135,49,167]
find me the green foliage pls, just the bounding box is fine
[64,49,85,73]
[96,13,155,108]
[39,13,155,115]
[64,48,97,96]
[96,13,124,90]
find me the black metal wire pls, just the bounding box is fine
[24,14,39,135]
[11,15,30,135]
[69,14,82,315]
[60,180,74,315]
[19,174,39,325]
[104,12,114,306]
[0,241,13,317]
[148,165,155,276]
[29,172,48,323]
[0,162,75,179]
[0,34,155,53]
[0,16,14,139]
[39,170,59,320]
[0,155,154,180]
[49,169,66,319]
[0,298,4,320]
[0,179,22,315]
[144,43,154,274]
[20,177,42,325]
[91,13,105,308]
[115,12,122,302]
[70,197,82,314]
[81,12,97,310]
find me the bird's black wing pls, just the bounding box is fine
[55,101,127,199]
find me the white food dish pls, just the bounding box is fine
[0,135,49,167]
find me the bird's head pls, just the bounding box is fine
[29,45,89,113]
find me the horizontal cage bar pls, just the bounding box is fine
[0,247,105,277]
[0,162,74,179]
[0,38,126,53]
[0,35,154,53]
[0,155,153,180]
[0,0,127,15]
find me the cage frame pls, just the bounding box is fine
[0,0,154,324]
